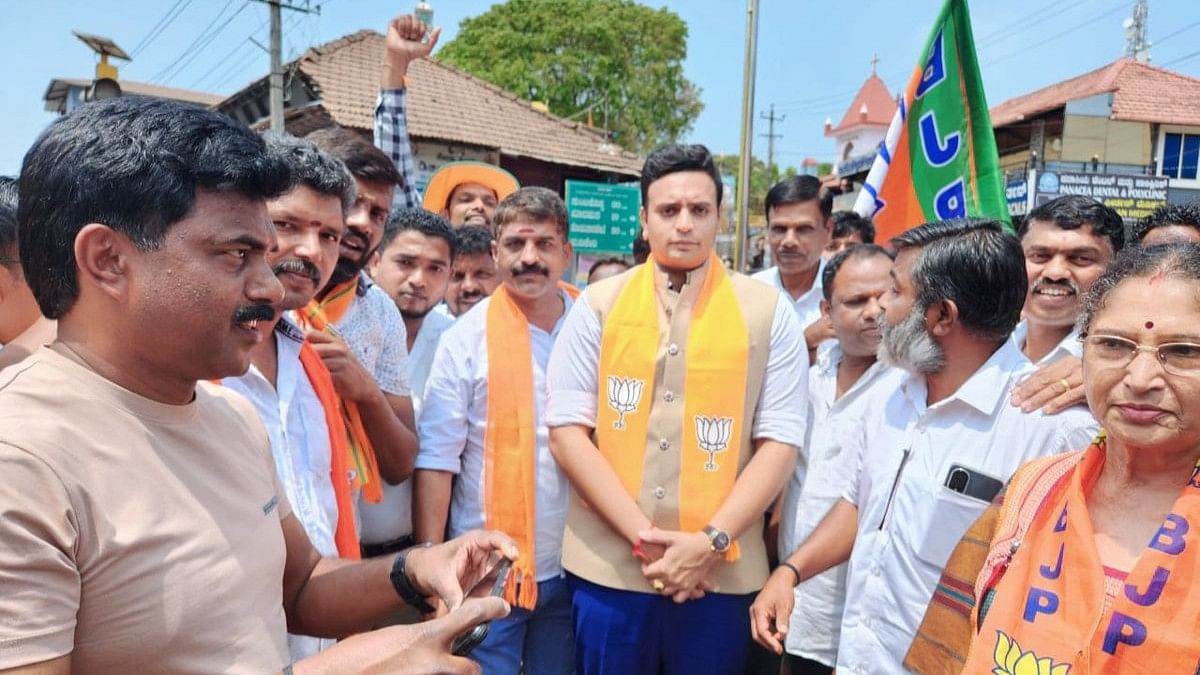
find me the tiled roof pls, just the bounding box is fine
[990,58,1200,127]
[264,30,642,175]
[828,73,896,135]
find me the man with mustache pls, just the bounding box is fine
[361,208,456,561]
[378,13,519,228]
[0,96,517,675]
[749,219,1098,674]
[547,144,808,674]
[1009,196,1123,415]
[445,225,500,317]
[220,133,367,659]
[753,175,835,359]
[770,244,901,675]
[304,126,419,494]
[415,187,577,673]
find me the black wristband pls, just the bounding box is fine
[778,561,802,586]
[390,544,436,614]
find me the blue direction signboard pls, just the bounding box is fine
[565,180,641,255]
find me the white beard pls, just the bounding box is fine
[879,305,945,375]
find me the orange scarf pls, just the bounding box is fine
[965,436,1200,674]
[298,342,362,560]
[596,255,748,560]
[484,281,579,610]
[298,277,384,503]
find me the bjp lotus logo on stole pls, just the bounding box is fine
[991,631,1070,675]
[694,416,733,472]
[606,376,644,429]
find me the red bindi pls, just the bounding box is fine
[1145,320,1155,329]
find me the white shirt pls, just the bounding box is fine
[545,288,808,448]
[752,260,827,331]
[835,338,1099,675]
[222,319,336,661]
[416,291,574,580]
[780,344,902,666]
[359,310,455,545]
[334,274,411,396]
[1009,319,1083,366]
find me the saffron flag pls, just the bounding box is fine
[853,0,1009,243]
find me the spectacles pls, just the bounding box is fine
[1080,333,1200,375]
[0,257,18,266]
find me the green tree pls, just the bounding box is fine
[713,154,800,215]
[437,0,703,155]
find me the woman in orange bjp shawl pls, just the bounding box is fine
[932,243,1200,674]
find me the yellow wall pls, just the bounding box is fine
[1060,116,1151,164]
[997,140,1063,173]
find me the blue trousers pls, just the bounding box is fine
[568,573,754,675]
[471,574,575,675]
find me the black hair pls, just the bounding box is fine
[494,186,569,236]
[821,243,894,302]
[1131,202,1200,243]
[304,126,403,187]
[1020,195,1124,253]
[764,175,833,220]
[831,210,875,244]
[640,144,723,208]
[453,224,495,258]
[380,207,457,258]
[587,257,630,283]
[18,97,293,319]
[0,176,17,258]
[632,229,651,264]
[1079,242,1200,334]
[262,131,356,213]
[891,218,1027,342]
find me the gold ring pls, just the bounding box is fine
[652,579,665,592]
[1059,378,1071,393]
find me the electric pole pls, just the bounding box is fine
[733,0,760,272]
[759,104,785,183]
[1124,0,1150,63]
[252,0,319,130]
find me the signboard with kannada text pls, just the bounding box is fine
[565,179,641,255]
[1035,171,1168,225]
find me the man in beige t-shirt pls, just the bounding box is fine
[0,346,293,673]
[0,96,512,675]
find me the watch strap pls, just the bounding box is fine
[390,544,436,614]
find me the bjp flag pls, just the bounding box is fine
[853,0,1009,243]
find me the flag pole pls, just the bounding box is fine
[733,0,759,271]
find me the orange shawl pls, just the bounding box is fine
[298,277,384,503]
[484,282,580,609]
[595,255,748,560]
[964,436,1200,673]
[298,342,362,560]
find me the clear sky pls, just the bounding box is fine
[2,0,1199,176]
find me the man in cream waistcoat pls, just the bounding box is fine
[546,143,809,674]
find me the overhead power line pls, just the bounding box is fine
[130,0,194,58]
[151,0,251,84]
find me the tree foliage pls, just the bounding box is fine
[437,0,703,155]
[713,154,799,216]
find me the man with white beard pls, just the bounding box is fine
[749,219,1098,674]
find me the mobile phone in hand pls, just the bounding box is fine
[451,559,512,657]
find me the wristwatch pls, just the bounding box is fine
[390,543,436,614]
[702,525,731,554]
